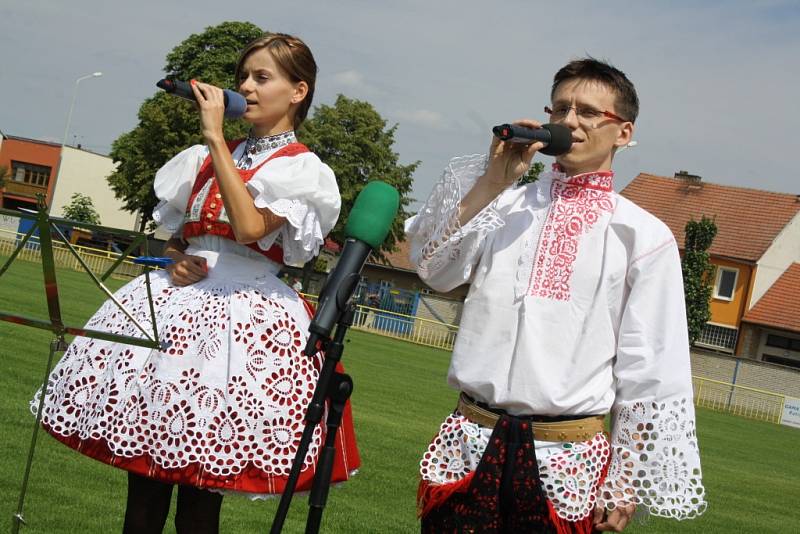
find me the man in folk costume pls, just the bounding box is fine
[406,59,706,532]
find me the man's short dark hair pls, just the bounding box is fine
[551,58,639,123]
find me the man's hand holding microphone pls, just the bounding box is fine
[458,120,572,225]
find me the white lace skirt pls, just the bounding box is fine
[32,249,360,494]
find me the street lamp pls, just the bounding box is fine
[48,71,103,213]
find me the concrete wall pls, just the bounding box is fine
[691,349,800,397]
[416,293,463,326]
[49,146,139,231]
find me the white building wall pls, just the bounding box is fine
[752,210,800,307]
[50,146,139,231]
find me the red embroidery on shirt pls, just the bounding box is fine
[528,172,615,301]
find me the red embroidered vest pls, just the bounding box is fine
[182,139,310,263]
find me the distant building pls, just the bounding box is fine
[0,132,139,231]
[740,263,800,367]
[362,238,468,301]
[0,134,60,212]
[621,171,800,366]
[355,238,467,327]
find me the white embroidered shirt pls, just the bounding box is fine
[406,155,706,520]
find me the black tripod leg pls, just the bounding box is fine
[270,308,355,534]
[305,373,352,534]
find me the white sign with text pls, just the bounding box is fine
[781,397,800,429]
[0,214,21,236]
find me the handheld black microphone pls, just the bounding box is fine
[492,123,573,156]
[156,78,248,119]
[304,181,400,355]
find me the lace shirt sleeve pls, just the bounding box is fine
[151,145,208,235]
[598,237,707,520]
[246,152,340,267]
[405,154,505,292]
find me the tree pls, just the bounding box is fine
[519,161,545,185]
[107,21,264,230]
[682,216,718,346]
[299,94,418,259]
[61,193,101,225]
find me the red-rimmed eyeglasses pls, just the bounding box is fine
[545,105,628,123]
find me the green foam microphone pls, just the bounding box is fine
[305,181,400,354]
[344,181,400,247]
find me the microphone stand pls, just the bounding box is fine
[270,304,355,534]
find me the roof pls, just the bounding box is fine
[621,174,800,261]
[1,134,62,149]
[323,238,341,253]
[742,263,800,334]
[367,237,415,272]
[1,134,109,157]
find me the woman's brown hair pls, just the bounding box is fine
[235,33,317,130]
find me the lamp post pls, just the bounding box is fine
[48,71,103,213]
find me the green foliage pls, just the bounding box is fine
[107,21,264,230]
[313,254,329,273]
[164,23,264,86]
[518,161,545,185]
[299,95,418,259]
[682,216,718,346]
[61,192,101,225]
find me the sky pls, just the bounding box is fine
[1,0,798,210]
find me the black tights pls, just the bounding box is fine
[122,472,224,534]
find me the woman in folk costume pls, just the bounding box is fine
[32,33,359,533]
[407,59,706,532]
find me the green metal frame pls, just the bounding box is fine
[1,199,165,533]
[0,205,162,348]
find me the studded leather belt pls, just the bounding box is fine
[457,393,606,442]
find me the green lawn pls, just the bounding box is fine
[1,257,799,533]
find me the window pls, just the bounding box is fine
[697,323,738,352]
[11,161,52,187]
[765,334,800,352]
[713,267,738,301]
[761,332,800,368]
[763,354,800,370]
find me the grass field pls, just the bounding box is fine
[1,256,799,533]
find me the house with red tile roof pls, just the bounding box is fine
[740,263,800,367]
[621,171,800,367]
[360,239,469,300]
[328,238,468,328]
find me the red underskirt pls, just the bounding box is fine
[43,396,360,494]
